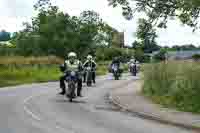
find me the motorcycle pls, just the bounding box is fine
[130,63,137,76]
[65,71,77,102]
[112,64,120,80]
[85,66,93,87]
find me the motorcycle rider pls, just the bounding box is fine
[110,57,122,73]
[128,58,140,74]
[59,52,83,97]
[83,55,96,84]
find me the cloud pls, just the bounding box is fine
[0,0,36,18]
[0,0,200,46]
[157,20,200,46]
[0,16,31,32]
[0,0,36,32]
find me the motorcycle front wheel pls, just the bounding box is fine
[86,72,92,87]
[114,73,119,80]
[67,81,76,102]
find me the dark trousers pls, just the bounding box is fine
[83,72,96,83]
[60,76,82,95]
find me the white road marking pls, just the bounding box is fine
[21,77,114,132]
[23,95,42,121]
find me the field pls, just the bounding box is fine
[0,56,109,87]
[143,61,200,113]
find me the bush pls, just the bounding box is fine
[96,47,134,61]
[143,61,200,113]
[134,49,150,63]
[192,54,200,61]
[0,45,17,56]
[153,48,167,61]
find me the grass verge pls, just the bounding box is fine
[143,61,200,113]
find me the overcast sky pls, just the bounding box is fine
[0,0,200,46]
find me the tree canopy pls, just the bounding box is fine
[12,2,116,58]
[133,18,160,53]
[108,0,200,30]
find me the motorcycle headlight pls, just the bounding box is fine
[70,71,76,76]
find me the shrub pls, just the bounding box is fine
[192,54,200,61]
[153,48,167,61]
[96,47,134,61]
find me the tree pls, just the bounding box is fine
[36,0,200,36]
[135,18,160,53]
[132,40,141,49]
[134,48,145,62]
[0,30,11,41]
[12,0,116,58]
[170,44,198,51]
[108,0,200,30]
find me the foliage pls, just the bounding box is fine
[192,54,200,61]
[132,40,141,49]
[154,48,167,61]
[108,0,200,30]
[143,61,200,113]
[0,45,17,56]
[0,30,11,41]
[0,65,60,87]
[133,48,150,63]
[0,1,125,60]
[95,46,134,61]
[134,48,144,62]
[9,1,115,58]
[0,56,108,87]
[169,44,200,51]
[133,18,160,53]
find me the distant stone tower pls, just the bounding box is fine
[119,32,125,48]
[112,31,125,48]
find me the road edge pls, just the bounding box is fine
[109,89,200,131]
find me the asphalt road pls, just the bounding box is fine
[0,75,197,133]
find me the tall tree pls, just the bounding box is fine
[108,0,200,30]
[14,0,116,57]
[36,0,200,29]
[135,18,160,53]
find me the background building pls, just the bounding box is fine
[112,31,125,48]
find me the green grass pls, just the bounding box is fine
[96,64,108,75]
[0,65,61,87]
[96,61,110,75]
[0,56,109,87]
[143,61,200,113]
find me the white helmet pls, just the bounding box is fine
[87,55,92,60]
[130,59,135,62]
[68,52,77,58]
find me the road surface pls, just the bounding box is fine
[0,75,196,133]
